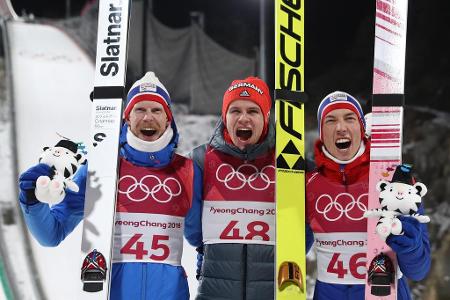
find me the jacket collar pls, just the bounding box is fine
[314,138,370,184]
[119,121,179,168]
[209,119,275,161]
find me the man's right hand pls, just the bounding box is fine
[19,163,53,205]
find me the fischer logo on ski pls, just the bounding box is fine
[275,0,307,298]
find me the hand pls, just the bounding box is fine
[19,164,53,205]
[387,216,422,255]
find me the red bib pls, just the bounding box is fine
[112,155,193,265]
[202,148,275,245]
[306,171,369,284]
[116,155,193,216]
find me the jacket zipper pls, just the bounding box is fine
[141,263,147,300]
[243,244,247,300]
[340,165,348,192]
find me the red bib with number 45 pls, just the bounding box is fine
[202,148,275,245]
[307,171,368,284]
[112,156,193,265]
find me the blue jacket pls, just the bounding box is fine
[19,122,203,300]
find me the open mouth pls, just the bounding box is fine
[236,128,252,141]
[335,138,351,150]
[141,128,158,137]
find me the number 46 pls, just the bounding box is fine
[327,252,366,279]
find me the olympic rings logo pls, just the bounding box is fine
[315,193,368,221]
[118,175,182,203]
[215,163,275,191]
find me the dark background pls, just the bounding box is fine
[6,2,450,299]
[10,0,450,113]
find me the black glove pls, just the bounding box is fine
[19,163,53,205]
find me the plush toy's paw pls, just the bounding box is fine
[35,176,51,202]
[65,179,80,193]
[364,209,379,218]
[413,214,430,223]
[375,224,391,241]
[36,175,51,189]
[390,217,403,235]
[375,216,396,241]
[34,176,65,205]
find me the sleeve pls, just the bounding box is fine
[387,205,431,281]
[19,164,87,247]
[184,162,203,247]
[305,172,316,253]
[306,223,315,253]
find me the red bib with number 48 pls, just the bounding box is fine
[112,156,193,265]
[202,148,275,245]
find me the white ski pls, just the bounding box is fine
[80,0,131,299]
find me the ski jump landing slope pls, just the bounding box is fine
[7,20,93,299]
[5,18,199,299]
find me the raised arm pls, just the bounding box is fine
[19,163,87,246]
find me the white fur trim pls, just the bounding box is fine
[126,126,173,152]
[322,142,366,165]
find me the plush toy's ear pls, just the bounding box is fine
[43,146,50,151]
[376,180,389,192]
[414,182,428,197]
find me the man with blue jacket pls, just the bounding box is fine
[18,72,203,300]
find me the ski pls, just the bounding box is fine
[80,0,131,299]
[275,0,307,299]
[366,0,409,299]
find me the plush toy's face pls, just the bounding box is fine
[376,180,427,214]
[39,146,84,178]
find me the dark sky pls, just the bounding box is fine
[10,0,450,112]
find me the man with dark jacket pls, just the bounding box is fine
[190,77,278,300]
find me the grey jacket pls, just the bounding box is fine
[190,120,275,300]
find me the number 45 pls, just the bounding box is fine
[120,234,170,261]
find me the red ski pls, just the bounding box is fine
[366,0,409,299]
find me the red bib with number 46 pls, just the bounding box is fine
[307,172,368,284]
[112,156,193,265]
[202,148,275,245]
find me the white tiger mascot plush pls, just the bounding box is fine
[364,164,430,241]
[35,140,86,205]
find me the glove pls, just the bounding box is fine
[387,216,422,255]
[19,163,53,205]
[195,245,204,280]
